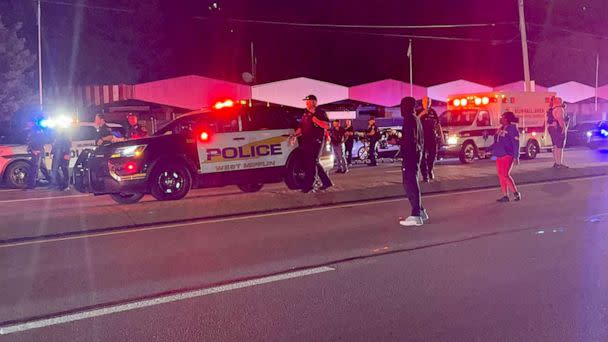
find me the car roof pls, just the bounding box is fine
[77,121,122,128]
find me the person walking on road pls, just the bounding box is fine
[50,128,72,191]
[365,117,380,166]
[399,97,428,227]
[344,119,355,166]
[417,96,443,182]
[493,112,521,203]
[294,95,333,193]
[25,120,52,189]
[330,120,348,173]
[547,96,569,168]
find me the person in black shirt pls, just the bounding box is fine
[344,119,355,165]
[417,96,443,182]
[330,120,348,173]
[399,96,427,227]
[126,113,148,140]
[365,117,380,166]
[95,114,114,146]
[51,128,72,191]
[295,94,333,193]
[25,120,52,189]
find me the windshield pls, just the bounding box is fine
[440,110,478,127]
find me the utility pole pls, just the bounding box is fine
[407,39,413,97]
[37,0,43,110]
[518,0,531,92]
[250,41,257,84]
[595,53,600,112]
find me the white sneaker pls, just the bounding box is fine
[420,209,429,222]
[399,216,424,227]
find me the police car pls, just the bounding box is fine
[0,121,124,189]
[587,121,608,150]
[73,100,334,204]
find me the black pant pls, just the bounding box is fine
[52,156,69,189]
[345,140,354,165]
[28,152,51,188]
[402,152,423,216]
[420,140,438,179]
[368,140,378,165]
[302,142,332,192]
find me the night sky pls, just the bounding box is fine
[2,0,607,88]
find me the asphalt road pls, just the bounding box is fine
[2,174,608,341]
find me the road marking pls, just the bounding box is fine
[0,194,88,204]
[0,266,335,335]
[0,189,22,193]
[1,174,607,249]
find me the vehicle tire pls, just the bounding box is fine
[357,146,378,162]
[150,162,192,201]
[110,192,145,204]
[523,140,540,159]
[238,183,264,193]
[4,161,31,189]
[459,142,477,164]
[285,154,306,190]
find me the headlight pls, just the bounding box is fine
[447,136,458,145]
[586,131,593,138]
[111,144,147,158]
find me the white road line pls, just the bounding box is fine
[0,266,335,335]
[1,174,606,249]
[0,194,88,204]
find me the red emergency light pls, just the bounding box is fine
[199,131,210,142]
[214,99,235,110]
[124,161,137,174]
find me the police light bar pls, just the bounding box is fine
[214,99,235,110]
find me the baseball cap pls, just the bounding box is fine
[303,94,317,101]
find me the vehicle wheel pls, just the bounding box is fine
[523,140,540,159]
[459,142,477,164]
[285,154,306,190]
[357,146,368,161]
[110,192,144,204]
[5,161,31,189]
[150,162,192,201]
[238,183,264,193]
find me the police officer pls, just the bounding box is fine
[365,116,380,166]
[51,128,71,191]
[295,94,333,193]
[344,119,355,165]
[95,114,114,146]
[399,97,428,227]
[126,113,148,139]
[417,96,443,182]
[25,119,52,189]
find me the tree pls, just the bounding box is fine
[0,16,36,122]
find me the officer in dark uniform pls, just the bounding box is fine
[25,120,52,189]
[417,96,443,182]
[295,94,333,193]
[51,128,72,191]
[365,116,380,166]
[95,114,114,146]
[399,97,427,227]
[126,113,148,140]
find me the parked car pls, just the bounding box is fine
[350,127,402,162]
[566,121,598,147]
[586,121,608,150]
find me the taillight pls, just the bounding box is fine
[124,161,137,174]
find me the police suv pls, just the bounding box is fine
[73,101,334,204]
[0,121,124,189]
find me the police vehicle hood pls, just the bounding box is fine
[95,134,184,156]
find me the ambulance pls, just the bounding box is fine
[439,91,556,164]
[73,100,334,204]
